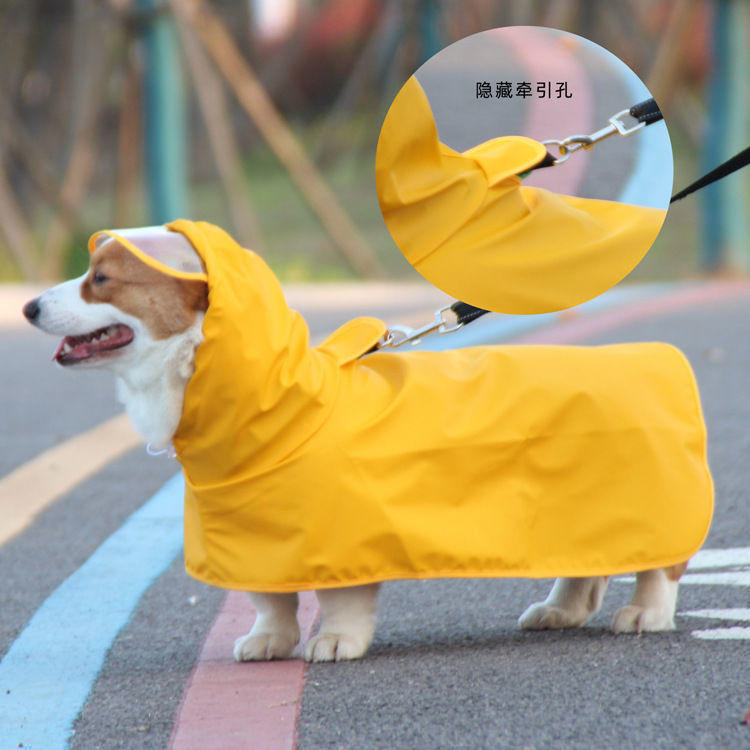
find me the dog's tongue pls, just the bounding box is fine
[53,325,134,364]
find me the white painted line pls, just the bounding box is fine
[615,547,750,587]
[682,609,750,621]
[615,573,750,586]
[688,547,750,568]
[679,572,750,586]
[691,628,750,641]
[0,472,184,749]
[0,413,141,546]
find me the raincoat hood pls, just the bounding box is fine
[376,76,668,314]
[113,221,711,593]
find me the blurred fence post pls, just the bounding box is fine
[138,0,188,224]
[700,0,727,272]
[724,0,750,270]
[701,0,750,273]
[418,0,441,64]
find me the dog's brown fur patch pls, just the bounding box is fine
[82,240,208,339]
[664,561,689,582]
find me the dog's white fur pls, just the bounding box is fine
[27,252,683,663]
[31,272,204,451]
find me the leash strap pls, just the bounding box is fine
[449,300,490,325]
[629,98,664,126]
[670,145,750,204]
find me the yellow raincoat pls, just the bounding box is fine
[376,76,668,315]
[111,219,715,594]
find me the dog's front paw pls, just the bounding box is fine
[518,603,589,630]
[612,604,675,635]
[233,631,298,661]
[303,632,368,662]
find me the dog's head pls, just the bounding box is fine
[23,230,208,372]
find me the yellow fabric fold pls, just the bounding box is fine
[375,76,667,314]
[94,219,718,593]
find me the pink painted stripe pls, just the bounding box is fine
[514,281,750,345]
[169,591,319,750]
[497,27,593,195]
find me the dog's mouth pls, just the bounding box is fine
[53,324,134,365]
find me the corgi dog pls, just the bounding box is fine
[22,225,701,662]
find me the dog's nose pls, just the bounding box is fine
[23,298,41,321]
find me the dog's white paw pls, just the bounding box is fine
[233,631,298,661]
[612,604,675,635]
[518,603,589,630]
[303,632,368,662]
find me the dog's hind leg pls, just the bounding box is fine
[518,576,609,630]
[233,592,300,661]
[612,563,686,634]
[304,583,380,662]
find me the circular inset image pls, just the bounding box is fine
[375,26,673,315]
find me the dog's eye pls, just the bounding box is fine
[92,270,108,285]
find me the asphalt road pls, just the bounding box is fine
[2,281,750,750]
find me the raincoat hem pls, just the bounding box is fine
[184,542,710,593]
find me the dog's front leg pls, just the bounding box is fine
[234,592,300,661]
[518,576,609,630]
[304,583,380,663]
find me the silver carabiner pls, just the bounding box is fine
[543,108,646,165]
[377,305,464,349]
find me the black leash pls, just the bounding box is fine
[449,300,491,326]
[669,145,750,204]
[628,98,664,126]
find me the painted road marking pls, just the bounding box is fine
[0,472,184,750]
[515,281,750,346]
[690,627,750,640]
[0,413,141,546]
[689,548,750,567]
[616,547,750,640]
[169,591,319,750]
[682,609,750,620]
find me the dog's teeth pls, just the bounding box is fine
[63,342,72,353]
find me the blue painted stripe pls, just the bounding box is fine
[0,472,184,750]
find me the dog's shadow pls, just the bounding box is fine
[365,621,617,661]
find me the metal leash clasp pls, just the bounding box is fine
[377,304,463,349]
[542,108,647,165]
